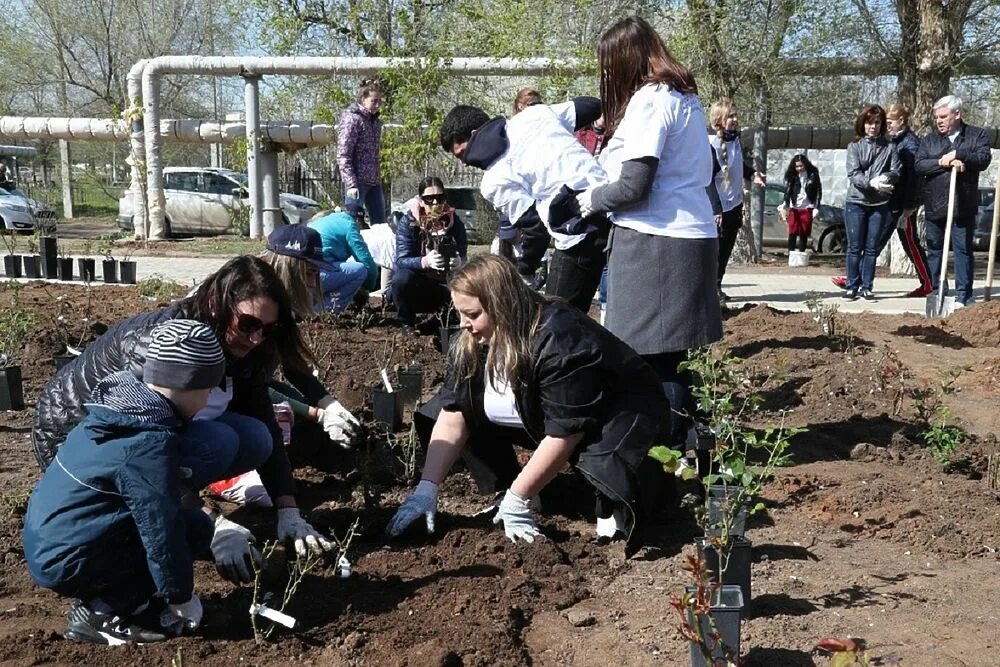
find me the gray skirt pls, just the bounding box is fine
[605,226,723,355]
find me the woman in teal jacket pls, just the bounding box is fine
[307,210,379,312]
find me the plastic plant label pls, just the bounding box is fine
[380,368,394,393]
[250,602,297,629]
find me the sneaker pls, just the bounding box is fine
[860,289,876,301]
[906,286,932,298]
[831,276,848,290]
[843,288,859,301]
[64,599,168,646]
[596,507,626,544]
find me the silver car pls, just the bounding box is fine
[117,167,320,237]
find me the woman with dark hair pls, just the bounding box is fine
[392,176,468,332]
[386,255,665,546]
[843,104,901,301]
[337,79,386,224]
[780,153,822,253]
[32,255,339,586]
[575,15,721,452]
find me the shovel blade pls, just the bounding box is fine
[925,293,956,318]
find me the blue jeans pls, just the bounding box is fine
[844,202,889,291]
[345,183,386,226]
[925,214,975,305]
[320,261,369,312]
[179,411,273,489]
[599,265,609,306]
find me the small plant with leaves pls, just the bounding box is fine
[0,307,38,367]
[873,345,908,416]
[804,291,838,336]
[681,349,800,571]
[670,553,740,666]
[922,404,965,464]
[137,274,186,301]
[0,230,18,256]
[26,232,38,256]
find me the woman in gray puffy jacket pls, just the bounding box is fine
[843,104,901,301]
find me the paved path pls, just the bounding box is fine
[7,255,992,316]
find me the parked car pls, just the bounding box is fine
[0,186,56,233]
[973,187,997,251]
[762,183,845,253]
[117,167,321,237]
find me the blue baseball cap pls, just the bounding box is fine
[266,224,336,273]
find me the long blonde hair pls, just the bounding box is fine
[449,255,547,390]
[260,249,321,319]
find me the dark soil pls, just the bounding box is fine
[1,287,999,666]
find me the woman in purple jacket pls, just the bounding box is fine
[337,80,386,225]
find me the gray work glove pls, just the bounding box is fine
[386,480,438,537]
[317,396,360,448]
[161,595,203,633]
[493,489,541,543]
[211,516,261,584]
[276,508,335,557]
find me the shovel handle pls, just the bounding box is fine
[937,167,959,314]
[986,170,1000,301]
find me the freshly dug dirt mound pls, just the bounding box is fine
[945,300,1000,347]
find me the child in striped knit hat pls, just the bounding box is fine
[23,319,226,646]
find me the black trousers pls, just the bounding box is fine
[545,225,608,313]
[391,268,450,327]
[717,204,743,285]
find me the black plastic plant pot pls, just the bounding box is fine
[102,259,118,283]
[39,236,58,279]
[686,584,744,667]
[57,258,74,281]
[3,254,22,278]
[23,255,41,279]
[707,484,749,539]
[438,325,462,356]
[119,260,137,284]
[372,386,402,431]
[698,536,753,605]
[77,258,96,282]
[0,365,25,411]
[397,363,423,410]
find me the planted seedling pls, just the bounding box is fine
[250,518,359,643]
[681,349,800,583]
[670,553,741,667]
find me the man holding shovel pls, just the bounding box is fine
[914,95,992,308]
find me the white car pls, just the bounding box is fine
[117,167,321,237]
[0,187,55,233]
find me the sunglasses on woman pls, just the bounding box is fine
[235,312,282,338]
[421,193,446,205]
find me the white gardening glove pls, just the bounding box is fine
[492,489,541,543]
[276,507,334,557]
[346,187,360,201]
[317,396,360,448]
[422,250,445,271]
[211,516,262,584]
[160,595,203,633]
[869,175,894,193]
[811,208,819,219]
[575,188,595,218]
[386,479,438,537]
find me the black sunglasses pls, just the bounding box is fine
[421,193,446,205]
[236,312,282,338]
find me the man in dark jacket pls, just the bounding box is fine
[914,95,993,306]
[24,320,226,645]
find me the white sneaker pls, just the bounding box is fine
[596,508,626,540]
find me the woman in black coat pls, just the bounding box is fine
[386,255,666,546]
